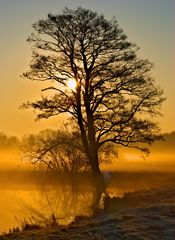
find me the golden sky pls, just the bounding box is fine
[0,0,174,136]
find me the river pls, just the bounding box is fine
[0,171,175,234]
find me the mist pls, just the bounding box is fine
[0,131,175,172]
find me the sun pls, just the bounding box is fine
[67,79,77,91]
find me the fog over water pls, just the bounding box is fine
[0,131,175,172]
[1,170,175,233]
[0,132,175,233]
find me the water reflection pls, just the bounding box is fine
[1,171,175,234]
[0,179,94,233]
[37,183,94,224]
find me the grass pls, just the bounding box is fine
[8,213,58,234]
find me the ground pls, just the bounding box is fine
[1,186,175,240]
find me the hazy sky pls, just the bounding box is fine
[0,0,174,136]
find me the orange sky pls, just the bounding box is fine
[0,0,174,136]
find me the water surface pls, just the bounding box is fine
[1,171,175,234]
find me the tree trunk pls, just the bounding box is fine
[89,150,106,210]
[76,82,106,210]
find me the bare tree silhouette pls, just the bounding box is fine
[21,129,90,175]
[23,7,164,208]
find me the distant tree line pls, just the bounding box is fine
[0,132,19,148]
[1,130,175,164]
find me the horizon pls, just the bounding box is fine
[0,131,175,172]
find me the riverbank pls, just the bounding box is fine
[1,186,175,240]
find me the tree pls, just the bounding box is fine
[23,7,164,207]
[21,129,90,175]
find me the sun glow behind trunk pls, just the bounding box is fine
[67,79,77,91]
